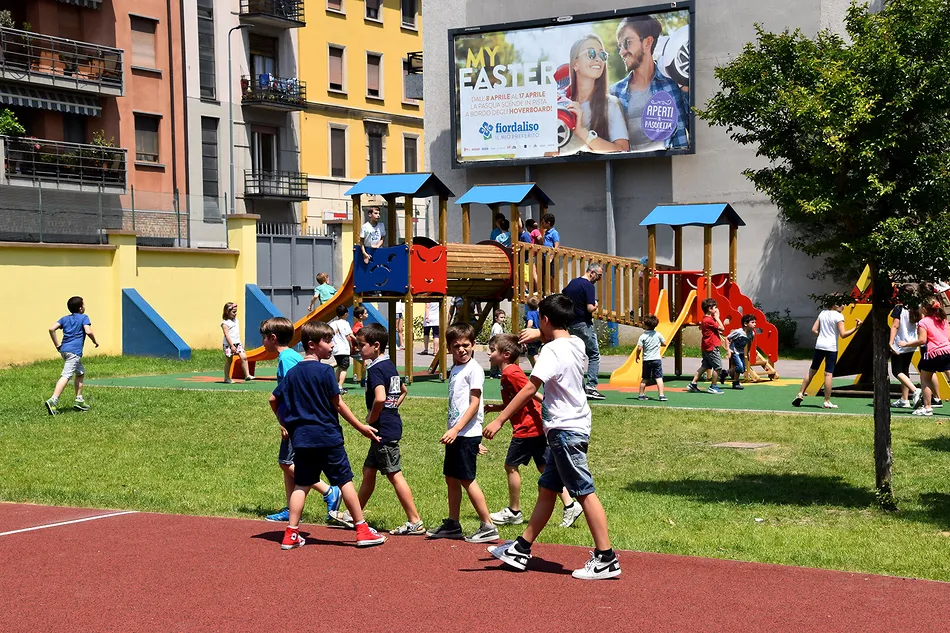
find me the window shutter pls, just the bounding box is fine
[330,128,346,178]
[367,55,380,95]
[327,0,342,10]
[130,17,157,68]
[329,48,343,89]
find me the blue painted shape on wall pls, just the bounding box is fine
[354,245,409,295]
[245,284,283,349]
[122,289,191,360]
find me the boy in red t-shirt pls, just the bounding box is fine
[687,298,727,395]
[482,334,582,528]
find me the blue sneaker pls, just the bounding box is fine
[266,507,290,522]
[324,485,342,520]
[707,385,724,395]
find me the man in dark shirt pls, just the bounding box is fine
[562,263,605,400]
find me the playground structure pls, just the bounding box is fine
[230,175,780,386]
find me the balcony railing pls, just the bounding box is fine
[1,136,127,191]
[239,0,305,27]
[0,27,123,96]
[241,75,306,110]
[245,170,308,200]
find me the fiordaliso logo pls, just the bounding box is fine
[479,122,493,140]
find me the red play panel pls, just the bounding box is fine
[0,504,948,632]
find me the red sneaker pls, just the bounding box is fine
[281,527,305,550]
[355,523,386,547]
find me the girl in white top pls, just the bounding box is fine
[889,285,922,408]
[561,35,630,155]
[793,303,861,409]
[221,302,253,383]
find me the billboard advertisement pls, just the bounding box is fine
[449,3,693,168]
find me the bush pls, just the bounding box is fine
[758,305,798,350]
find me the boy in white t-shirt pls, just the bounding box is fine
[359,207,386,264]
[330,305,356,395]
[793,302,861,409]
[426,322,499,544]
[488,309,506,379]
[487,294,620,581]
[635,314,667,401]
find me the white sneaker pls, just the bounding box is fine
[891,399,911,408]
[559,502,584,528]
[912,389,923,408]
[572,551,621,580]
[490,507,524,526]
[464,523,499,544]
[932,397,943,408]
[489,540,530,571]
[912,407,934,416]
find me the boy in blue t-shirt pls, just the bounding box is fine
[726,314,757,390]
[261,317,342,524]
[45,296,98,415]
[350,323,424,536]
[270,320,387,550]
[523,296,541,367]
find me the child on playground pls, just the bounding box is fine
[687,298,726,395]
[352,323,425,535]
[330,305,355,395]
[489,212,506,242]
[793,301,861,409]
[260,317,342,524]
[635,314,667,401]
[488,294,620,580]
[898,299,950,416]
[269,320,387,550]
[523,297,542,367]
[488,309,506,378]
[483,334,583,529]
[526,218,543,245]
[540,213,559,249]
[426,322,499,543]
[45,295,99,415]
[221,302,253,383]
[308,272,337,312]
[726,314,757,390]
[360,207,386,264]
[890,285,922,408]
[352,306,367,388]
[422,302,440,355]
[495,218,512,247]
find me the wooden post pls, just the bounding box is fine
[510,203,521,334]
[439,296,449,380]
[399,195,413,360]
[646,225,656,313]
[674,226,683,377]
[461,203,470,245]
[439,198,449,380]
[729,223,738,283]
[352,194,362,315]
[703,226,713,299]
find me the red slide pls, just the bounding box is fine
[709,273,779,365]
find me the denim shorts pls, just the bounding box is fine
[60,352,85,379]
[538,430,595,497]
[730,352,746,374]
[278,437,294,465]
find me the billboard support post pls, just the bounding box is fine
[606,161,616,256]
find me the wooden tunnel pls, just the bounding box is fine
[446,241,513,299]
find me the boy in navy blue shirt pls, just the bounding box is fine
[353,323,424,535]
[46,296,98,415]
[270,320,386,550]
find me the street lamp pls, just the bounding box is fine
[228,23,253,215]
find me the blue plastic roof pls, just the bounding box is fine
[639,203,745,227]
[455,184,554,207]
[344,173,454,198]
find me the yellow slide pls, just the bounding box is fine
[610,289,697,389]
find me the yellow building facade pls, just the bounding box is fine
[299,0,425,248]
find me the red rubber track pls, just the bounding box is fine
[1,503,948,632]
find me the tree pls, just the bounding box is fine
[696,0,950,508]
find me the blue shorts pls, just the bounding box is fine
[642,359,663,381]
[810,349,837,374]
[278,437,294,465]
[730,352,746,374]
[292,444,353,488]
[538,430,595,498]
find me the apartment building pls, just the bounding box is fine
[0,0,186,243]
[298,0,424,238]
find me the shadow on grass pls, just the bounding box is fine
[625,473,876,508]
[903,493,950,530]
[916,436,950,453]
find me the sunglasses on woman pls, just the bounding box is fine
[579,48,609,62]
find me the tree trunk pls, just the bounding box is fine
[869,264,897,510]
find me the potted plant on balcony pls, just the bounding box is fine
[89,130,123,184]
[0,108,26,175]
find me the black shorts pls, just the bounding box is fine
[810,349,837,374]
[443,436,480,481]
[278,437,294,465]
[891,352,914,378]
[334,354,350,370]
[364,440,402,474]
[505,436,548,468]
[525,342,542,356]
[292,444,353,488]
[919,353,950,373]
[642,359,663,381]
[424,326,440,337]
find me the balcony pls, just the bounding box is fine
[239,0,305,28]
[56,0,103,8]
[241,75,306,111]
[244,170,308,201]
[1,136,127,193]
[0,27,123,97]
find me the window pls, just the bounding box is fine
[250,127,277,173]
[130,16,157,68]
[197,0,216,99]
[367,130,383,174]
[201,118,220,220]
[134,114,160,163]
[366,53,382,98]
[330,126,346,178]
[401,0,416,28]
[328,46,345,92]
[249,35,278,78]
[365,0,381,20]
[403,136,417,172]
[327,0,343,12]
[63,115,86,145]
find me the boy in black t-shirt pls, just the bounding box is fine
[269,320,387,550]
[337,323,425,535]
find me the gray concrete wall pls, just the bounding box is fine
[424,0,853,343]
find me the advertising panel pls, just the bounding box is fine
[450,4,693,167]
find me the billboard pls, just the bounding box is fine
[449,3,693,168]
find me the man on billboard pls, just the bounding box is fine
[610,16,690,151]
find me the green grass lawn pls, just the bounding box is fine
[3,351,950,581]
